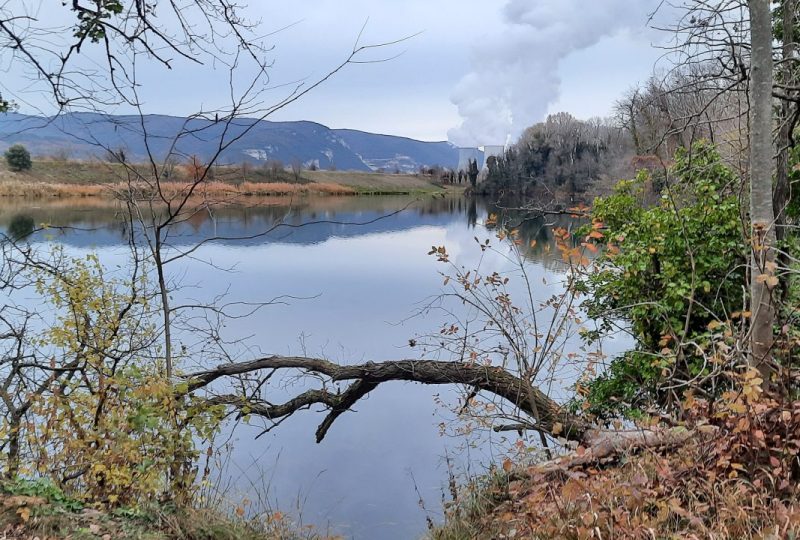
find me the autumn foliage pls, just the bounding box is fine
[435,373,800,539]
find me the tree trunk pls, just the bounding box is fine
[154,235,173,379]
[748,0,777,374]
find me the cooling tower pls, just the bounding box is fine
[481,145,505,169]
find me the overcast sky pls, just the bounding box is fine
[3,0,668,143]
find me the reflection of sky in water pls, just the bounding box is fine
[3,196,631,539]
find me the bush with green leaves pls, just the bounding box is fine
[578,141,746,418]
[4,144,32,171]
[785,145,800,221]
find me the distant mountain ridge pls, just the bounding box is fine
[0,112,459,173]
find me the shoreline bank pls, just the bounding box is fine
[0,160,465,199]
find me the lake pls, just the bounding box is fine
[0,194,629,539]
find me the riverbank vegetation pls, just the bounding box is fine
[0,158,459,198]
[0,478,333,540]
[1,0,800,538]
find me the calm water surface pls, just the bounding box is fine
[0,195,628,539]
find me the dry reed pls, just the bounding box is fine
[0,180,356,199]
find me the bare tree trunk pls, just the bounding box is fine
[6,413,21,479]
[748,0,777,374]
[154,236,173,379]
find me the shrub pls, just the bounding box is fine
[578,141,746,418]
[4,144,32,171]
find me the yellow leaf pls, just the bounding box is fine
[17,507,30,522]
[729,402,747,414]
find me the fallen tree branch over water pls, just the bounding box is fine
[531,425,715,476]
[184,355,591,443]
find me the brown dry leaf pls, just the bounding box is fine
[561,478,585,502]
[503,458,513,473]
[3,496,45,508]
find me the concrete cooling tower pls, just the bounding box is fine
[481,145,505,169]
[457,147,482,172]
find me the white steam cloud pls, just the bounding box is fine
[448,0,657,147]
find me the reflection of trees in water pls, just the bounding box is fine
[483,198,585,271]
[467,197,479,228]
[1,196,474,232]
[0,197,581,270]
[7,215,35,240]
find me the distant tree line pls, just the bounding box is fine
[481,113,631,198]
[477,61,754,199]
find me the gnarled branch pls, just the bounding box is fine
[184,356,590,443]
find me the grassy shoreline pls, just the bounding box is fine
[0,485,333,540]
[0,159,464,199]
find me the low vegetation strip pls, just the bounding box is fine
[0,158,456,198]
[432,389,800,540]
[0,180,357,199]
[0,480,338,540]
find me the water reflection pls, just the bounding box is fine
[0,195,579,270]
[0,194,623,540]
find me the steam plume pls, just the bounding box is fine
[448,0,657,147]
